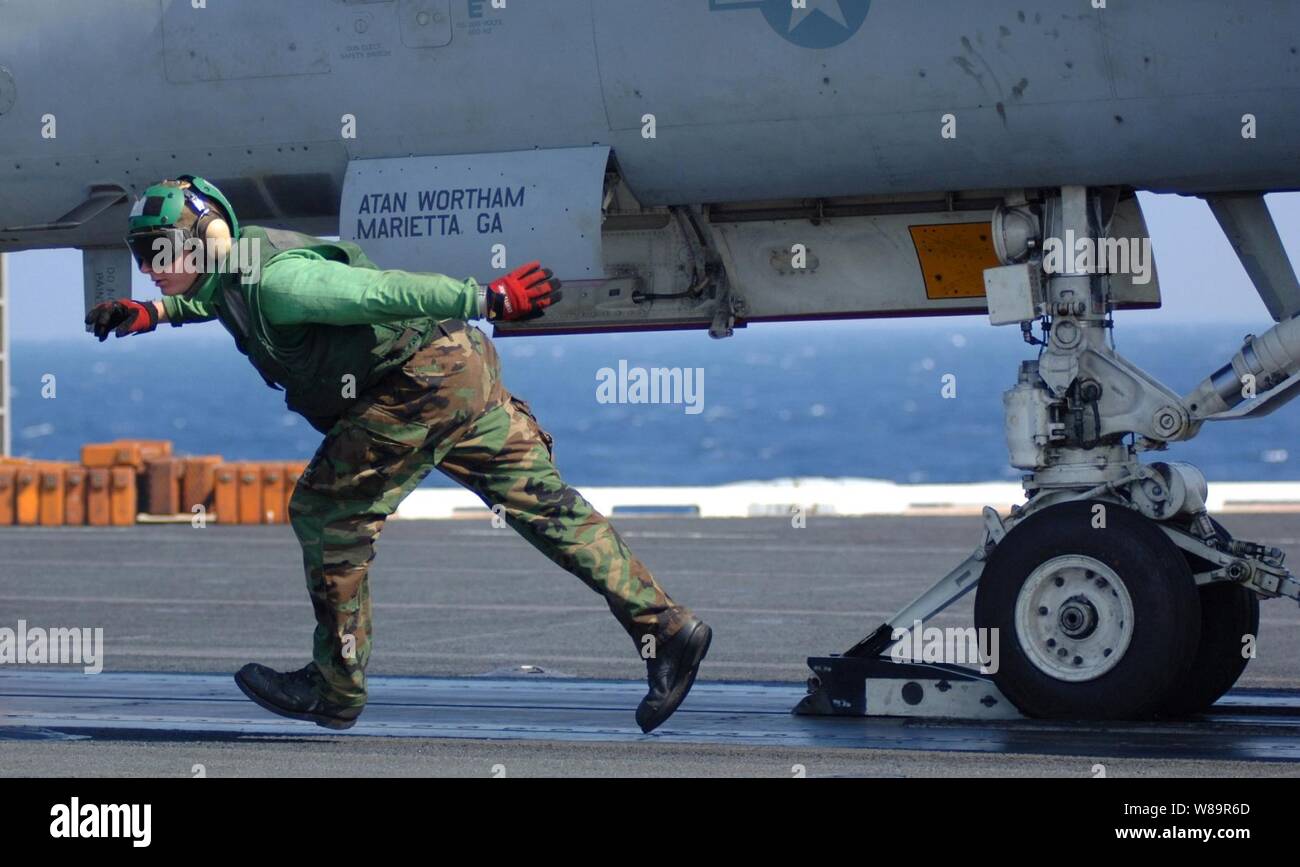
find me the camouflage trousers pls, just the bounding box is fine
[287,321,692,706]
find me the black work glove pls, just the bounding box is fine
[85,298,158,342]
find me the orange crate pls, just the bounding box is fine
[214,464,239,524]
[64,467,87,526]
[86,469,111,526]
[237,463,262,525]
[109,467,137,526]
[82,442,140,469]
[115,439,172,464]
[182,456,222,515]
[261,464,286,524]
[14,463,39,525]
[38,463,68,526]
[0,466,16,525]
[144,457,183,516]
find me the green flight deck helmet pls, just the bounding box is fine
[125,175,240,303]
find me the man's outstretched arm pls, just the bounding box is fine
[158,294,220,326]
[257,251,480,326]
[86,291,222,340]
[257,251,561,327]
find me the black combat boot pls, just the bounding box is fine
[636,616,712,733]
[234,662,365,730]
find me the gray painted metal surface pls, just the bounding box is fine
[2,0,1299,253]
[80,247,131,325]
[494,194,1159,334]
[340,147,610,281]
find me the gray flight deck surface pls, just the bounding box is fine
[3,514,1300,777]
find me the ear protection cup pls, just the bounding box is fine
[183,187,217,240]
[178,174,239,242]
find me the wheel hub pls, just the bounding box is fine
[1014,555,1135,682]
[1058,595,1098,638]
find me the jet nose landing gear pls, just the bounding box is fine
[974,500,1201,719]
[796,184,1300,723]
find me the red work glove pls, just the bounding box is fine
[85,298,158,342]
[484,262,563,321]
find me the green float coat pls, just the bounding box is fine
[162,227,482,432]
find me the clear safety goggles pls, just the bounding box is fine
[125,228,189,271]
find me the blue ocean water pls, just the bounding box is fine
[9,318,1297,486]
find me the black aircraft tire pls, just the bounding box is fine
[974,500,1201,720]
[1158,519,1260,718]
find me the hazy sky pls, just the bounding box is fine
[4,191,1299,341]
